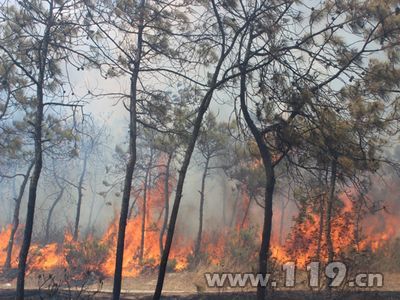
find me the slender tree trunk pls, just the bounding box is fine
[278,197,287,246]
[325,158,337,290]
[241,194,253,229]
[139,152,153,263]
[153,97,211,299]
[128,197,137,220]
[222,176,227,226]
[354,196,362,251]
[153,74,224,300]
[316,193,325,261]
[194,155,210,262]
[159,153,172,256]
[45,187,65,243]
[230,186,240,228]
[112,2,144,297]
[9,169,17,225]
[4,162,34,270]
[74,151,89,241]
[153,3,227,296]
[325,159,337,264]
[16,9,51,297]
[16,89,44,300]
[86,171,97,237]
[112,80,138,300]
[240,58,276,300]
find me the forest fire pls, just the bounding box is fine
[0,185,398,278]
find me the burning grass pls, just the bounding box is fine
[1,182,399,292]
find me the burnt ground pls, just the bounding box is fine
[2,290,400,299]
[1,271,400,299]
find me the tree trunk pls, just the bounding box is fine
[45,187,65,243]
[153,3,227,296]
[325,158,337,290]
[9,170,17,225]
[159,153,172,256]
[153,76,224,300]
[354,195,362,251]
[4,161,34,270]
[241,194,253,229]
[194,155,210,262]
[86,171,97,237]
[278,196,287,246]
[16,9,51,297]
[112,2,144,297]
[316,193,325,261]
[222,176,227,226]
[239,60,276,300]
[230,186,240,228]
[73,150,89,241]
[325,159,337,264]
[139,152,153,263]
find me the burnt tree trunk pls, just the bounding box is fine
[278,196,289,246]
[230,186,241,228]
[194,155,210,262]
[45,187,65,243]
[153,72,224,300]
[86,171,97,237]
[240,60,276,300]
[241,194,253,229]
[73,150,89,241]
[16,8,52,298]
[112,2,144,297]
[325,158,337,290]
[316,193,325,261]
[325,158,337,265]
[316,172,327,261]
[153,3,227,297]
[222,177,227,226]
[159,153,172,256]
[354,195,363,251]
[4,161,34,270]
[139,151,153,263]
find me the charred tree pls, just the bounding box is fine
[159,152,172,256]
[15,6,52,297]
[325,157,337,272]
[4,161,34,270]
[112,2,144,297]
[139,149,154,263]
[45,187,65,243]
[194,155,210,262]
[240,63,276,300]
[73,149,89,241]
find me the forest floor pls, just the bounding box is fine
[1,271,400,299]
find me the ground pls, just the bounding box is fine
[1,271,400,299]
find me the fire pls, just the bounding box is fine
[0,170,399,278]
[29,243,66,271]
[0,225,13,267]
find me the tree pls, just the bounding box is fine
[84,0,193,298]
[194,112,228,263]
[0,1,87,297]
[230,1,400,298]
[139,142,155,263]
[153,0,256,296]
[45,160,66,243]
[3,161,34,270]
[73,120,103,241]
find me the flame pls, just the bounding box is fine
[0,225,13,267]
[0,169,399,277]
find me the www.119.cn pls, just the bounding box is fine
[204,262,384,288]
